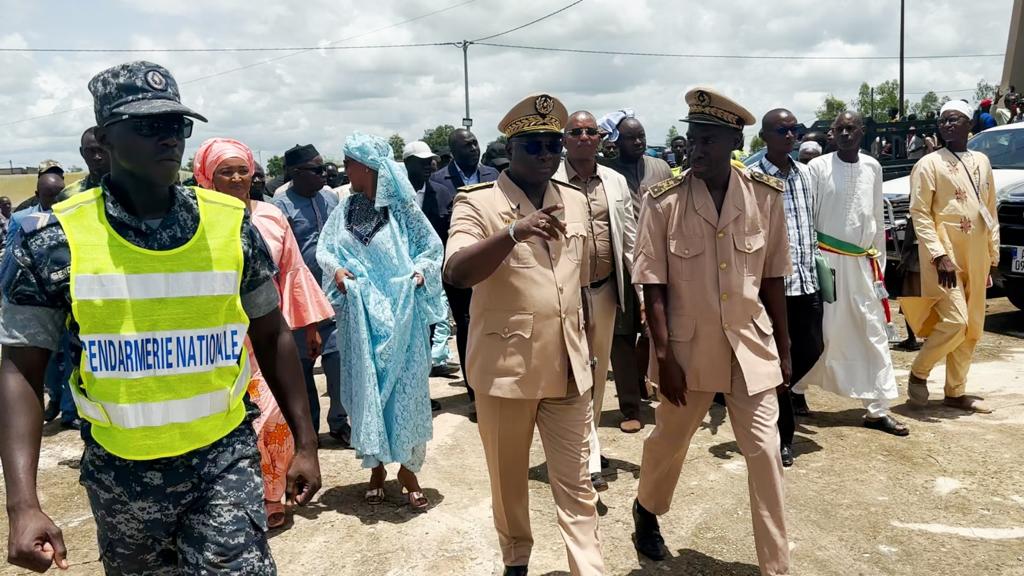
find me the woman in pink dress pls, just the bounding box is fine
[194,138,335,528]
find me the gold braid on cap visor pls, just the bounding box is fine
[503,115,564,137]
[688,105,742,128]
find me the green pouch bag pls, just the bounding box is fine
[815,254,836,303]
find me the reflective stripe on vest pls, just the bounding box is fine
[54,186,250,460]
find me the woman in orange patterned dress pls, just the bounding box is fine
[194,137,335,527]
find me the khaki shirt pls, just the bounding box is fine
[445,172,594,399]
[562,162,614,283]
[632,168,792,395]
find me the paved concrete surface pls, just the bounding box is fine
[2,299,1023,575]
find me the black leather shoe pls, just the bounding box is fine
[780,444,794,468]
[632,499,666,561]
[329,423,352,447]
[61,418,84,431]
[591,473,608,492]
[430,363,460,377]
[43,400,60,423]
[503,565,528,575]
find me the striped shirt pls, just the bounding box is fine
[751,157,818,296]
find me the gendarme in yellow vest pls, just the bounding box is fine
[54,186,251,460]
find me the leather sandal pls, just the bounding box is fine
[619,419,643,433]
[266,501,286,529]
[864,415,910,436]
[365,467,387,504]
[405,490,429,511]
[943,396,993,414]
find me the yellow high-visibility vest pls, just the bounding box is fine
[54,186,250,460]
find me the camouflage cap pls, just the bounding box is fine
[88,61,207,127]
[37,159,63,175]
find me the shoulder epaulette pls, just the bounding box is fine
[648,174,684,198]
[747,170,785,192]
[550,178,582,191]
[19,212,57,234]
[457,181,495,193]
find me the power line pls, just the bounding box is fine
[0,42,453,54]
[474,42,1005,61]
[469,0,582,43]
[0,1,475,128]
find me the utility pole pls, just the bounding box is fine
[898,0,906,119]
[460,41,473,129]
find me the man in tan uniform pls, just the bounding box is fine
[905,100,999,413]
[631,88,793,576]
[444,94,604,576]
[554,110,638,493]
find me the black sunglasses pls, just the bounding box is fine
[565,127,602,138]
[294,165,327,175]
[773,126,803,138]
[109,116,193,139]
[512,138,564,156]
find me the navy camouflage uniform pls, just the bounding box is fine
[0,182,283,575]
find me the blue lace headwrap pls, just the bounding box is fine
[343,131,415,209]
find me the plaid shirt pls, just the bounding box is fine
[751,157,818,296]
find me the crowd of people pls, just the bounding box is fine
[0,60,1002,576]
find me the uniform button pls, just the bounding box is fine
[721,293,729,301]
[502,327,509,335]
[683,249,690,255]
[746,241,752,249]
[560,313,567,320]
[558,284,564,293]
[723,323,731,331]
[717,231,725,238]
[719,262,727,270]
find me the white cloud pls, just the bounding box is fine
[0,0,1014,169]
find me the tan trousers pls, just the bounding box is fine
[911,221,991,397]
[588,279,618,474]
[476,390,604,575]
[637,368,789,576]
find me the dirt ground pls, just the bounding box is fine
[2,300,1023,576]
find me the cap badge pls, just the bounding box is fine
[534,94,554,116]
[145,70,168,91]
[695,90,711,106]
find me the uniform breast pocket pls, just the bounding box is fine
[733,231,765,276]
[668,236,705,280]
[509,241,539,268]
[564,222,586,264]
[481,311,535,379]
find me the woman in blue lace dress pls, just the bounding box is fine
[316,132,445,511]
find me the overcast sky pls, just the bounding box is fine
[0,0,1015,170]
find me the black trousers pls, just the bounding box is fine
[777,291,824,446]
[443,281,474,402]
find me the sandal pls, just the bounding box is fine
[265,501,286,529]
[365,467,387,504]
[619,419,643,433]
[405,490,430,511]
[864,415,910,436]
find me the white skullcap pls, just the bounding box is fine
[799,141,822,155]
[939,100,973,120]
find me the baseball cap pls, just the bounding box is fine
[37,160,63,175]
[402,141,435,160]
[88,61,207,127]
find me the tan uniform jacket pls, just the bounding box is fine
[445,171,594,399]
[632,167,792,395]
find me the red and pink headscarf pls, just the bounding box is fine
[192,137,255,189]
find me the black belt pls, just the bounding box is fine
[589,275,613,289]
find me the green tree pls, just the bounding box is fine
[185,155,194,172]
[974,79,997,103]
[665,125,680,147]
[910,91,941,118]
[422,124,457,154]
[853,80,910,121]
[266,155,285,178]
[749,134,766,154]
[816,94,848,121]
[388,134,405,160]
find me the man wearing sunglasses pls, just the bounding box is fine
[631,88,793,575]
[750,109,821,467]
[271,144,350,446]
[0,61,320,574]
[445,94,603,575]
[555,111,641,495]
